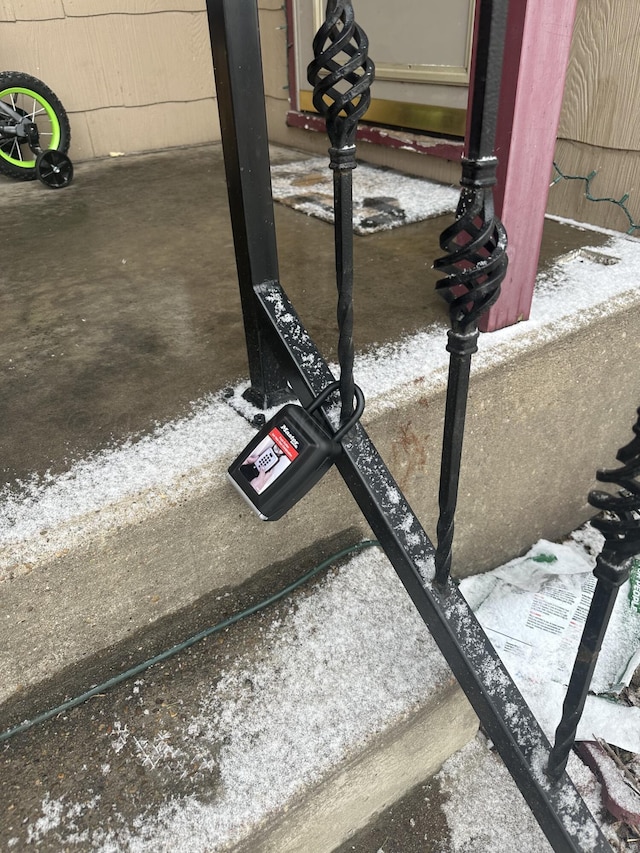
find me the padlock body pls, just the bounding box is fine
[227,404,340,520]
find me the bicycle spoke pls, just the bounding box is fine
[9,142,19,160]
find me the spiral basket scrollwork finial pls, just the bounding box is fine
[589,406,640,566]
[434,158,508,335]
[307,0,375,154]
[433,156,508,585]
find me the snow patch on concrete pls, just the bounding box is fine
[437,734,615,852]
[271,156,459,234]
[24,548,453,851]
[359,232,640,414]
[0,396,254,579]
[2,228,640,575]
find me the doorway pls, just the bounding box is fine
[291,0,474,138]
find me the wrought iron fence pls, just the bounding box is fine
[206,1,637,849]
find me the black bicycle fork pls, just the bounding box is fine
[206,1,628,850]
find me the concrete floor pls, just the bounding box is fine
[0,144,607,487]
[0,145,629,852]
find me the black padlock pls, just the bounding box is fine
[228,381,364,521]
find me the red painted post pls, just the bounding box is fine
[477,0,579,332]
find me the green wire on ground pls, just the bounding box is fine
[551,162,640,235]
[0,539,380,745]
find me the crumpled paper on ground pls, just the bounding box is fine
[460,526,640,752]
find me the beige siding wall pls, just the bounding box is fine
[549,0,640,232]
[0,1,220,160]
[0,0,301,163]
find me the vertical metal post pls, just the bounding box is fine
[433,0,509,584]
[206,0,291,408]
[547,408,640,780]
[306,0,374,422]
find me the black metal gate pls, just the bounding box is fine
[206,2,640,850]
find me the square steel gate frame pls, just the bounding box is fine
[206,0,614,849]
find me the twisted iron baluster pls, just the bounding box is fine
[307,1,374,422]
[433,0,509,586]
[547,408,640,782]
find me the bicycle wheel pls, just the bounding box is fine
[0,71,71,181]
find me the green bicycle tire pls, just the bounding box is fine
[0,71,70,181]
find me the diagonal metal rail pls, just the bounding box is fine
[256,279,610,853]
[206,0,613,848]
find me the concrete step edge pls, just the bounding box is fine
[231,678,478,853]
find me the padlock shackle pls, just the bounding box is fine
[335,384,365,440]
[307,381,365,441]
